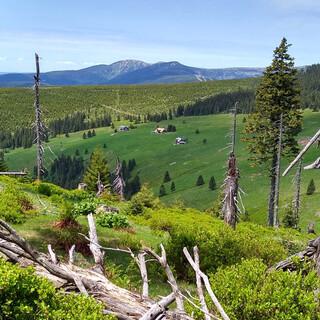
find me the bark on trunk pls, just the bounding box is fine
[268,152,277,226]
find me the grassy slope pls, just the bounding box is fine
[0,78,256,131]
[6,110,320,231]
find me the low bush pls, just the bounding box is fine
[97,213,130,229]
[0,258,114,320]
[0,184,35,223]
[72,197,100,216]
[146,208,310,279]
[37,182,52,196]
[209,258,320,320]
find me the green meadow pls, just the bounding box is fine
[6,110,320,231]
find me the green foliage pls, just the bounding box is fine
[170,181,176,192]
[196,175,205,186]
[159,184,166,197]
[128,184,160,215]
[97,213,130,229]
[37,183,52,196]
[209,259,320,320]
[0,184,34,223]
[306,178,316,195]
[72,197,99,216]
[208,176,216,190]
[0,152,7,171]
[282,203,299,228]
[245,38,302,165]
[146,208,306,279]
[0,258,112,320]
[83,149,110,192]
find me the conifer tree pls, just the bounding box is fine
[83,149,110,192]
[244,38,302,226]
[87,130,92,138]
[159,184,166,197]
[92,129,96,137]
[163,171,171,183]
[196,175,205,186]
[171,181,176,192]
[209,176,216,190]
[306,179,316,195]
[82,132,87,139]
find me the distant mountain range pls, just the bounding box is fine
[0,60,264,87]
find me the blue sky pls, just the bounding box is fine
[0,0,319,72]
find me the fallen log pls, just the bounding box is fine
[0,218,192,319]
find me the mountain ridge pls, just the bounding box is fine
[0,59,264,87]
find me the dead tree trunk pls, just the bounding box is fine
[112,157,126,200]
[34,53,45,181]
[292,159,302,228]
[222,103,239,229]
[273,114,283,227]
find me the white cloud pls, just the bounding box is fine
[17,57,24,61]
[0,56,7,61]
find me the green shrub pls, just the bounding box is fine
[97,213,130,229]
[209,259,320,320]
[146,208,308,279]
[0,258,113,320]
[37,183,52,196]
[0,185,35,223]
[72,197,99,216]
[128,185,160,215]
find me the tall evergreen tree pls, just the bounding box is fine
[306,179,316,195]
[196,175,205,186]
[209,176,217,190]
[83,149,110,192]
[170,181,176,192]
[244,38,302,226]
[163,171,171,183]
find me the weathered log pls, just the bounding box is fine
[0,219,193,319]
[273,236,320,275]
[304,157,320,170]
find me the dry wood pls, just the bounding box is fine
[304,157,320,170]
[183,247,230,320]
[0,218,197,319]
[140,293,175,320]
[273,236,320,275]
[138,252,149,299]
[143,244,185,312]
[87,213,105,274]
[194,246,211,320]
[283,128,320,176]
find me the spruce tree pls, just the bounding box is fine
[209,176,216,190]
[82,132,87,139]
[244,38,302,226]
[159,184,166,197]
[163,171,171,183]
[92,129,96,136]
[196,175,205,186]
[306,179,316,195]
[171,181,176,192]
[83,149,110,192]
[87,130,92,138]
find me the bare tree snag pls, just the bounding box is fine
[34,53,45,181]
[273,113,283,227]
[304,157,320,170]
[87,213,105,274]
[222,103,240,229]
[68,244,76,265]
[283,128,320,176]
[183,247,230,320]
[112,157,126,200]
[194,247,210,320]
[48,244,58,264]
[292,159,302,227]
[143,244,185,313]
